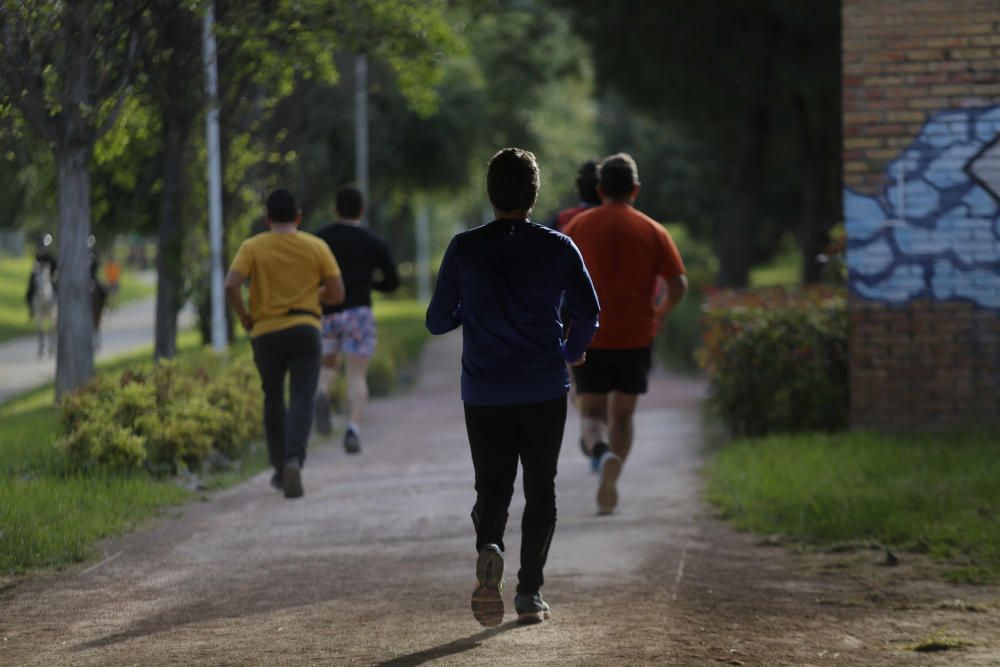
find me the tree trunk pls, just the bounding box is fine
[55,144,95,398]
[796,94,827,284]
[154,124,187,360]
[716,105,769,288]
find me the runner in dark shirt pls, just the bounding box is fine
[427,148,599,626]
[313,185,400,453]
[551,159,600,231]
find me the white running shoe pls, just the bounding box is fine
[596,450,622,514]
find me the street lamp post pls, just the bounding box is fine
[203,5,227,352]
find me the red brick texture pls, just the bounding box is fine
[849,297,1000,430]
[843,0,1000,195]
[844,0,1000,431]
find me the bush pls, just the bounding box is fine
[698,286,848,436]
[57,352,262,473]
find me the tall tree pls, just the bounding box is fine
[561,0,841,287]
[0,0,147,395]
[145,0,203,360]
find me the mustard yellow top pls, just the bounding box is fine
[229,231,341,338]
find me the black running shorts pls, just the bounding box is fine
[571,346,653,395]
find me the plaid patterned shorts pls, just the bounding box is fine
[321,306,377,358]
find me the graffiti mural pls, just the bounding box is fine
[845,106,1000,307]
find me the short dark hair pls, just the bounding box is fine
[576,160,600,205]
[266,188,298,223]
[598,153,640,200]
[487,148,540,213]
[336,185,364,219]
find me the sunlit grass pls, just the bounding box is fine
[0,475,191,572]
[373,297,430,364]
[707,431,1000,583]
[0,256,35,342]
[0,332,234,574]
[749,239,802,287]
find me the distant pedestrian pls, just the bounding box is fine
[88,237,108,349]
[103,258,122,303]
[426,148,599,626]
[225,188,345,499]
[26,234,58,358]
[552,160,600,231]
[563,153,687,514]
[313,185,400,454]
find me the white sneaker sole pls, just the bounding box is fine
[597,454,622,514]
[471,548,504,627]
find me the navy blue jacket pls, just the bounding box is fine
[426,218,600,406]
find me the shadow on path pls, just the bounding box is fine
[374,623,522,666]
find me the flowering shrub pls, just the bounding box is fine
[698,286,848,436]
[58,352,262,473]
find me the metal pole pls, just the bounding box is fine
[415,197,431,302]
[354,53,369,224]
[203,5,227,351]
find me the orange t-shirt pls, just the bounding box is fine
[563,203,685,349]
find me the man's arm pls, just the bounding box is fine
[425,237,463,335]
[319,274,346,305]
[372,237,400,293]
[224,269,254,332]
[316,242,346,306]
[561,240,600,364]
[652,224,688,333]
[653,273,688,333]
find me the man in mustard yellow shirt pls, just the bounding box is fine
[225,189,345,498]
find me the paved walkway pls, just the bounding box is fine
[0,295,195,402]
[1,333,998,665]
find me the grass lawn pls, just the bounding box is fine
[0,299,430,574]
[372,297,431,366]
[707,431,1000,584]
[0,338,206,573]
[750,236,803,287]
[0,255,156,344]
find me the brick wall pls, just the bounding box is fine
[843,0,1000,430]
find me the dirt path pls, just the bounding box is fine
[1,332,998,666]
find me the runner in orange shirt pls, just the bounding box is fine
[563,153,688,514]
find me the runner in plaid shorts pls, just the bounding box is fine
[313,185,399,453]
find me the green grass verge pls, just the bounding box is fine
[111,268,156,305]
[0,255,155,344]
[706,431,1000,584]
[0,331,213,573]
[750,238,802,287]
[373,297,430,366]
[0,256,35,343]
[0,302,428,575]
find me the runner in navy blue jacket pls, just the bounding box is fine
[426,148,599,627]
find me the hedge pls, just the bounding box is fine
[57,352,262,474]
[698,286,848,436]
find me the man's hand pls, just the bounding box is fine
[568,352,587,367]
[239,312,253,332]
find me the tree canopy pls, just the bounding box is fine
[0,0,845,369]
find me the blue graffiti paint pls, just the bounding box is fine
[845,105,1000,307]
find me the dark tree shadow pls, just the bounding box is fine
[374,623,521,666]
